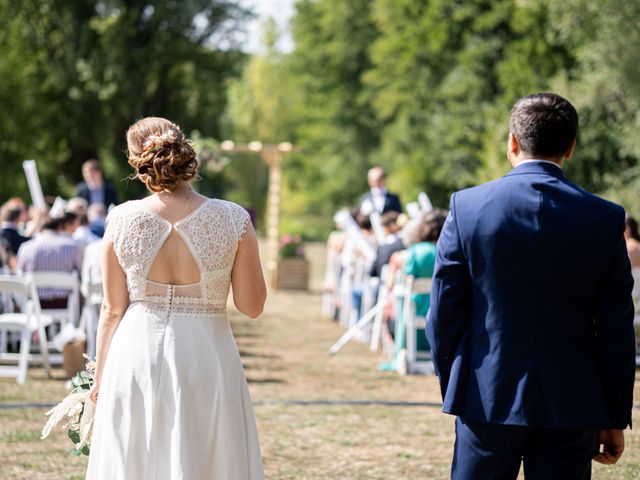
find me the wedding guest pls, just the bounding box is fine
[625,215,640,355]
[403,209,448,338]
[379,209,447,372]
[358,167,402,215]
[87,203,107,238]
[624,214,640,268]
[0,200,30,258]
[67,197,99,246]
[17,212,83,308]
[75,159,118,208]
[370,212,404,278]
[0,238,9,271]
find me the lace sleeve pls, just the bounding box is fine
[228,202,251,243]
[103,204,125,245]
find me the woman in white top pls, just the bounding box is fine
[86,117,266,479]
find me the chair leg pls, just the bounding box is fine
[37,322,51,378]
[17,327,31,385]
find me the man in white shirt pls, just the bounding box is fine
[358,167,402,216]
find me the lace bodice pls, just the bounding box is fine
[105,198,250,314]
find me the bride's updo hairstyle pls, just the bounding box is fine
[126,117,198,193]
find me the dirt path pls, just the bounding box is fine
[234,289,453,479]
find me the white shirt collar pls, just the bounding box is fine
[515,159,562,169]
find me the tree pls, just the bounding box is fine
[0,0,249,202]
[546,0,640,215]
[287,0,379,214]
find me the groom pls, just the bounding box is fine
[426,93,635,479]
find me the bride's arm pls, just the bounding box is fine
[231,223,266,318]
[89,239,130,403]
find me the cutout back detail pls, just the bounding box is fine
[141,198,209,288]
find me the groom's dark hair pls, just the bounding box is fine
[509,93,578,158]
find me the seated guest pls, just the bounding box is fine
[0,238,9,271]
[87,203,107,238]
[379,209,448,372]
[359,166,402,215]
[625,214,640,268]
[0,199,30,258]
[370,211,404,278]
[75,159,118,209]
[625,215,640,354]
[16,212,83,309]
[67,197,99,246]
[404,208,448,338]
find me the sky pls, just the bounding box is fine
[241,0,296,53]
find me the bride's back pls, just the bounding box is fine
[143,194,208,286]
[103,116,265,319]
[106,195,251,314]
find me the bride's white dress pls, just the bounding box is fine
[86,198,264,479]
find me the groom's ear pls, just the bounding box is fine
[507,132,520,165]
[508,132,520,156]
[563,139,577,160]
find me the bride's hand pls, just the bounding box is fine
[88,383,100,405]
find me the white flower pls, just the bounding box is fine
[41,391,88,439]
[143,130,178,153]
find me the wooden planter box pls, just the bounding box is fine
[276,257,309,291]
[62,340,87,379]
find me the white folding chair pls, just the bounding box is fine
[370,266,390,352]
[348,257,369,329]
[321,244,341,318]
[0,274,52,384]
[31,271,81,329]
[79,268,103,359]
[403,275,434,375]
[338,263,354,328]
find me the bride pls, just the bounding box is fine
[86,117,267,479]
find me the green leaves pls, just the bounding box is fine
[0,0,250,201]
[67,428,80,445]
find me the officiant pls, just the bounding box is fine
[75,159,118,209]
[358,166,402,216]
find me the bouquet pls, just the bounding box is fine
[41,355,96,456]
[278,234,305,258]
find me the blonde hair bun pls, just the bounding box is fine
[126,117,198,193]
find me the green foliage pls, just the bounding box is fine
[285,0,380,213]
[0,0,250,202]
[67,428,81,445]
[251,0,638,234]
[546,0,640,214]
[2,0,639,237]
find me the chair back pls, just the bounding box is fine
[0,274,32,297]
[0,274,37,312]
[408,277,432,295]
[31,271,80,326]
[31,271,80,290]
[402,275,434,374]
[82,265,104,306]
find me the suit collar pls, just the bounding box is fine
[505,160,565,179]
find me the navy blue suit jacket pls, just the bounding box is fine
[75,181,119,209]
[426,161,635,429]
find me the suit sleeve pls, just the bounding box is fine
[594,211,636,429]
[426,193,472,400]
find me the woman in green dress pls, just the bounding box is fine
[379,209,447,372]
